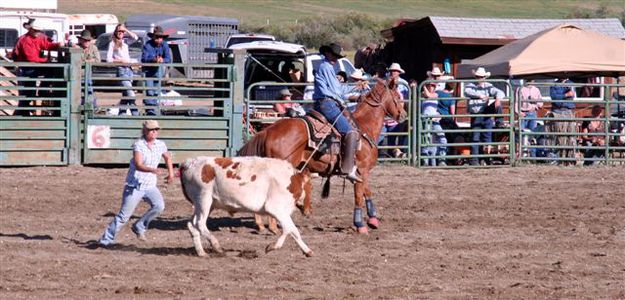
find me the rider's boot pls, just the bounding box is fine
[341,131,362,183]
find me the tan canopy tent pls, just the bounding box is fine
[457,24,625,78]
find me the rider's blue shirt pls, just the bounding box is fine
[312,56,350,104]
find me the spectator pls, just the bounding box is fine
[142,26,172,116]
[11,19,63,116]
[345,69,370,111]
[581,105,607,165]
[436,81,457,165]
[76,30,100,106]
[98,120,174,247]
[421,76,447,166]
[515,80,543,132]
[380,63,409,158]
[464,67,505,165]
[547,77,576,164]
[107,24,139,116]
[273,88,305,117]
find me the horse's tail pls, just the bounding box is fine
[321,177,331,199]
[237,130,267,157]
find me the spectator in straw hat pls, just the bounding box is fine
[108,24,139,116]
[11,19,64,116]
[464,66,505,165]
[99,120,174,247]
[387,62,409,99]
[345,69,370,112]
[142,26,172,115]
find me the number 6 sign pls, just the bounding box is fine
[87,125,111,149]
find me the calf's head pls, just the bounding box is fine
[287,169,311,216]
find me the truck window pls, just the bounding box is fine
[0,28,19,48]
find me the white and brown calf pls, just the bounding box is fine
[180,156,313,257]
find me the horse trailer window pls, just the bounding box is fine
[0,28,18,48]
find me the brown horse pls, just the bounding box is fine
[238,78,407,233]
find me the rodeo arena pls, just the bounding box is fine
[1,0,625,298]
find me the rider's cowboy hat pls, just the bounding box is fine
[319,43,344,58]
[23,18,35,30]
[427,67,444,77]
[472,67,491,78]
[350,69,366,81]
[148,26,169,38]
[77,29,94,41]
[388,63,405,74]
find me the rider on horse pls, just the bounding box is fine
[313,43,362,183]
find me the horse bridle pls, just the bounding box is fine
[363,81,404,120]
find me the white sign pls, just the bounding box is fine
[87,125,111,149]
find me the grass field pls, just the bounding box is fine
[60,0,624,27]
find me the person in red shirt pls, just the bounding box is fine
[11,19,63,116]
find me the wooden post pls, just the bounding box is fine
[67,47,83,165]
[229,49,246,156]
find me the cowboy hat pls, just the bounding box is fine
[278,88,292,97]
[472,67,491,78]
[143,120,160,130]
[148,26,169,38]
[23,18,35,30]
[28,19,44,31]
[350,69,366,81]
[319,43,344,58]
[388,63,405,74]
[427,67,444,77]
[77,29,94,41]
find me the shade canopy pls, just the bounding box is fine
[457,24,625,78]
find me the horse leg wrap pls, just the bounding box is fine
[365,199,377,218]
[353,208,365,228]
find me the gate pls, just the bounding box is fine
[0,62,72,166]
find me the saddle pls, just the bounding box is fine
[297,110,341,155]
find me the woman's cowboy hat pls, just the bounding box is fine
[77,29,94,41]
[319,43,344,58]
[278,88,292,97]
[350,69,366,81]
[148,26,169,38]
[388,63,405,74]
[472,67,491,78]
[427,67,444,77]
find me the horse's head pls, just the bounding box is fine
[372,78,407,123]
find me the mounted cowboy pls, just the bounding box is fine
[313,42,361,183]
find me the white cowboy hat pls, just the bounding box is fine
[29,19,44,31]
[350,69,366,81]
[426,67,444,77]
[388,63,405,74]
[472,67,491,78]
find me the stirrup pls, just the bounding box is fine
[345,168,362,183]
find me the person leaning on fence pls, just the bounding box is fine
[547,77,577,164]
[107,24,139,116]
[312,42,361,183]
[273,88,305,117]
[515,80,543,132]
[142,26,172,116]
[464,67,505,166]
[380,63,409,158]
[345,69,370,112]
[421,74,448,166]
[581,105,607,165]
[76,30,100,107]
[98,120,174,247]
[10,19,64,116]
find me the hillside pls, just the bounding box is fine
[60,0,624,27]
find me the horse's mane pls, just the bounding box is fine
[237,130,267,157]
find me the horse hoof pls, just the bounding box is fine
[367,217,380,229]
[304,250,314,257]
[356,226,369,234]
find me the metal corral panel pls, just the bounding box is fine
[0,118,69,166]
[82,118,231,165]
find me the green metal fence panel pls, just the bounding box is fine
[0,62,71,166]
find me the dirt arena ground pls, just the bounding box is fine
[1,164,624,299]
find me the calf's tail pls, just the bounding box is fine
[178,162,194,205]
